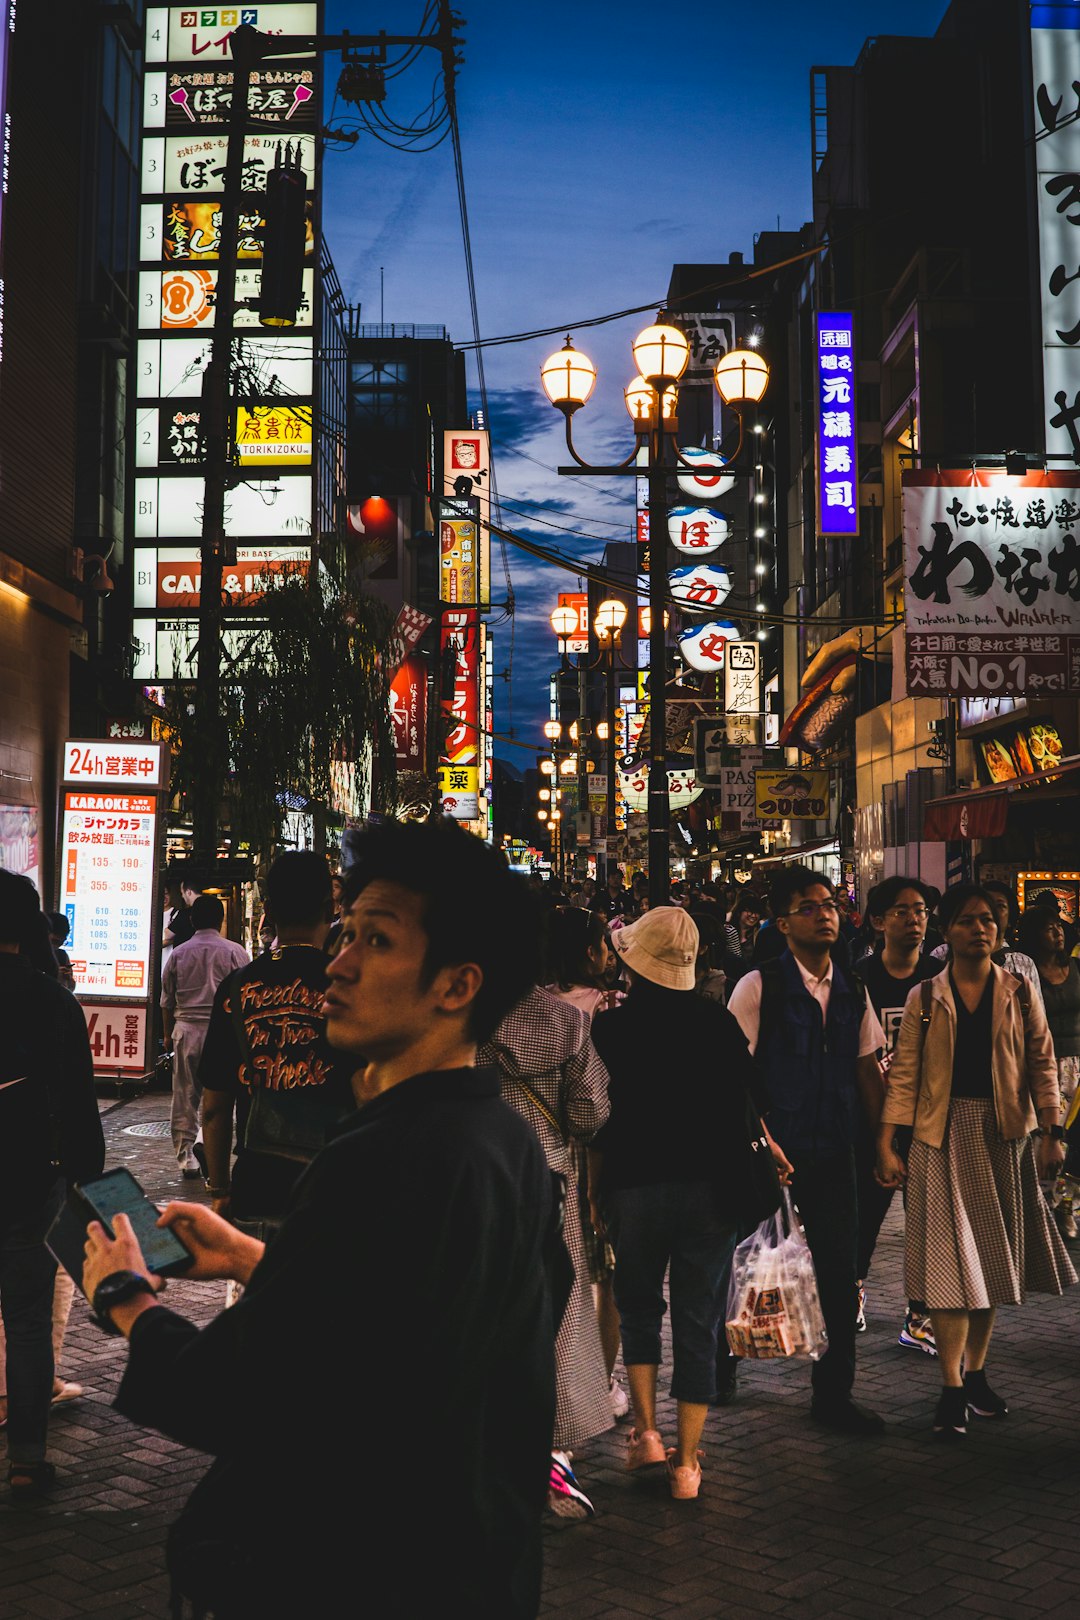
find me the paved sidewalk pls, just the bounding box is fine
[2,1091,1080,1618]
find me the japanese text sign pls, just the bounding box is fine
[439,610,480,820]
[754,769,829,820]
[902,470,1080,697]
[82,1005,150,1077]
[389,655,427,770]
[1031,5,1080,463]
[558,592,589,654]
[61,793,158,1001]
[439,499,479,606]
[815,312,858,537]
[144,6,317,66]
[724,640,760,714]
[63,740,167,789]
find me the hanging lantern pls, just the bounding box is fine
[618,760,703,813]
[678,618,740,671]
[667,505,729,556]
[676,446,735,500]
[668,562,733,613]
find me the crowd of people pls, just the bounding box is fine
[3,831,1080,1616]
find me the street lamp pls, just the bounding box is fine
[540,320,769,906]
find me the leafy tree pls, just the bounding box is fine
[168,556,397,856]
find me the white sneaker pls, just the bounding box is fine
[609,1375,630,1420]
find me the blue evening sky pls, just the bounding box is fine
[322,0,951,765]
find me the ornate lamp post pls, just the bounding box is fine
[540,323,768,906]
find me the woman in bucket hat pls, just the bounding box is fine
[589,908,789,1500]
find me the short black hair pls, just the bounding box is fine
[46,911,70,944]
[0,870,41,945]
[937,882,1000,933]
[1016,904,1062,958]
[768,865,833,919]
[190,894,225,931]
[867,876,932,919]
[266,850,332,928]
[341,820,539,1042]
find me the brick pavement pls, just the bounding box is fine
[2,1091,1080,1618]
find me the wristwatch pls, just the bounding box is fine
[1036,1125,1067,1141]
[91,1269,155,1335]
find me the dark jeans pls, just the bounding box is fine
[790,1148,859,1406]
[608,1179,736,1405]
[0,1177,64,1463]
[855,1120,895,1281]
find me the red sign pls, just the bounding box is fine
[439,609,479,768]
[389,656,427,769]
[558,591,588,653]
[82,1003,149,1076]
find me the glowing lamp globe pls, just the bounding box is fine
[550,604,578,638]
[667,506,729,556]
[595,597,628,640]
[714,347,770,405]
[631,323,690,387]
[678,619,741,672]
[540,338,596,412]
[675,446,735,500]
[624,376,677,425]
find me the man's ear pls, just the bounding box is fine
[434,960,483,1018]
[775,914,790,938]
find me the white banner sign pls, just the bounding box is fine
[724,640,761,714]
[1031,10,1080,463]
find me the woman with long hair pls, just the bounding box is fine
[877,883,1075,1439]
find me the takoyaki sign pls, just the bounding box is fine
[754,770,829,821]
[902,470,1080,699]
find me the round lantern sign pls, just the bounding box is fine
[676,446,735,500]
[678,618,740,671]
[618,761,703,813]
[668,562,732,613]
[667,505,729,556]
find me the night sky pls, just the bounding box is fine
[322,0,950,766]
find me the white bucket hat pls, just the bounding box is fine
[610,906,699,991]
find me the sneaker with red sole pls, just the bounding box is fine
[626,1428,666,1470]
[548,1451,595,1520]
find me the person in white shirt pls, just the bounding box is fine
[727,866,886,1436]
[160,894,248,1178]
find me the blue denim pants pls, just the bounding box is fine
[607,1179,736,1405]
[0,1177,64,1462]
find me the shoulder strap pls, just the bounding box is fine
[513,1077,568,1146]
[917,977,934,1062]
[1016,972,1032,1022]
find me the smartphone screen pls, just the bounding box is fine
[79,1168,192,1277]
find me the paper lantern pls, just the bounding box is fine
[676,447,735,500]
[667,506,729,556]
[678,619,741,671]
[668,562,732,612]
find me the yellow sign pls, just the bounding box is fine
[754,769,829,820]
[440,517,479,605]
[235,405,312,465]
[439,764,479,821]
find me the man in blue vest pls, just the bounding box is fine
[728,865,886,1435]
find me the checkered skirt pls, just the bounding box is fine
[905,1096,1077,1310]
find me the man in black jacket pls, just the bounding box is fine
[83,822,555,1619]
[0,872,104,1496]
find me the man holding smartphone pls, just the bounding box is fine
[83,822,557,1619]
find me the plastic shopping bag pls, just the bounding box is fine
[724,1188,827,1360]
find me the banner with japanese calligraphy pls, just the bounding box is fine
[1031,6,1080,464]
[724,640,761,714]
[439,608,480,820]
[439,499,479,606]
[144,62,317,130]
[815,312,858,537]
[389,655,427,770]
[903,470,1080,698]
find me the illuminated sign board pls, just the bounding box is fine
[133,544,309,608]
[1031,4,1080,463]
[139,266,314,329]
[439,608,480,819]
[815,312,858,537]
[558,591,589,654]
[62,791,158,998]
[136,334,313,399]
[724,639,760,714]
[144,62,317,129]
[134,475,312,538]
[439,498,479,605]
[443,430,491,608]
[63,739,167,788]
[144,6,318,66]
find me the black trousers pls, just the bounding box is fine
[790,1147,859,1404]
[855,1120,896,1281]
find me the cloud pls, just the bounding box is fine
[472,384,553,452]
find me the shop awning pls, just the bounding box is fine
[922,754,1080,841]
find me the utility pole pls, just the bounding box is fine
[192,23,257,864]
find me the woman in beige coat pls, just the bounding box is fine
[877,883,1075,1439]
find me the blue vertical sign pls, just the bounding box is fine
[815,312,858,537]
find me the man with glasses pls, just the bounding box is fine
[860,878,940,1355]
[728,866,886,1434]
